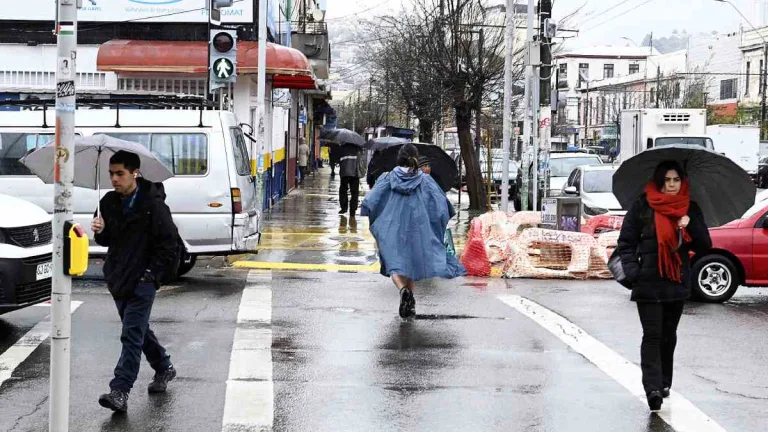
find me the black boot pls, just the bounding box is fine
[148,365,177,393]
[662,387,670,398]
[99,389,129,413]
[398,288,416,318]
[647,391,663,412]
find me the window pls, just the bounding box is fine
[559,63,567,80]
[230,128,251,176]
[674,82,681,99]
[583,170,614,193]
[548,156,603,177]
[746,61,751,96]
[104,133,208,175]
[629,63,640,75]
[720,78,737,100]
[761,60,765,95]
[0,133,56,175]
[578,63,589,86]
[650,88,655,103]
[603,64,614,79]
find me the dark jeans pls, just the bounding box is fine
[636,301,685,396]
[339,176,360,212]
[110,282,171,392]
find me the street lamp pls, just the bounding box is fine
[714,0,768,138]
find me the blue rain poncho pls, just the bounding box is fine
[361,168,466,281]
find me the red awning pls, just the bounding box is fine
[97,40,315,87]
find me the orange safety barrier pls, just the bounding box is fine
[460,218,492,277]
[580,214,624,237]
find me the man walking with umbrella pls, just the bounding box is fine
[91,150,180,412]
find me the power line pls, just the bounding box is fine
[577,0,637,26]
[581,0,655,33]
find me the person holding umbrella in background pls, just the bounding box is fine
[616,160,712,412]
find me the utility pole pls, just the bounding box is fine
[526,0,540,210]
[538,0,552,199]
[656,65,661,108]
[521,0,533,211]
[501,0,514,211]
[51,0,78,430]
[253,0,267,180]
[475,28,484,162]
[762,43,767,139]
[368,76,373,132]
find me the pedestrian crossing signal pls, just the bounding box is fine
[209,29,237,92]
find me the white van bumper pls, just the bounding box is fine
[233,211,261,252]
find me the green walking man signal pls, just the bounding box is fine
[209,29,237,92]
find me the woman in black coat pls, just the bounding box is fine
[617,160,712,412]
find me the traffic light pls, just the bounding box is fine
[538,0,553,105]
[209,29,237,92]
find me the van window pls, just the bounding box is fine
[229,128,251,176]
[0,133,56,175]
[104,133,208,175]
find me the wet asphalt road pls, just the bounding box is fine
[2,265,768,431]
[1,170,768,431]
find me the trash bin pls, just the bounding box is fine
[541,197,582,232]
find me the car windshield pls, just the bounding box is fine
[583,170,614,193]
[743,200,768,219]
[655,137,714,149]
[549,157,602,177]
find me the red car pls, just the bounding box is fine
[692,200,768,303]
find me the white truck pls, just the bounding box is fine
[706,124,760,180]
[619,109,713,163]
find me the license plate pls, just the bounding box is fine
[36,262,53,281]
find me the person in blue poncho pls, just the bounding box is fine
[361,144,466,318]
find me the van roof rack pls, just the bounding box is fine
[0,95,217,128]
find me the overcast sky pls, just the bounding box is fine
[324,0,762,48]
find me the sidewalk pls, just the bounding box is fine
[233,167,467,272]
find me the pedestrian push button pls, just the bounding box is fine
[63,220,89,276]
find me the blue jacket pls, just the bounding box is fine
[361,168,466,281]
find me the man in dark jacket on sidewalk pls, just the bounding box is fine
[91,150,179,413]
[337,145,366,215]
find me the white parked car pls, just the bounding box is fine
[0,193,52,314]
[562,164,625,218]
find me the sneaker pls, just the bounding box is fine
[647,391,663,412]
[98,389,129,413]
[148,365,177,393]
[398,288,416,318]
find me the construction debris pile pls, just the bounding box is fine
[460,211,625,279]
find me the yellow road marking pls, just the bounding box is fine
[232,260,380,273]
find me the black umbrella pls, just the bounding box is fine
[612,144,755,227]
[323,128,365,147]
[368,143,457,192]
[365,136,408,151]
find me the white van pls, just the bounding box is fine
[0,108,260,277]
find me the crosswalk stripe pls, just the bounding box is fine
[221,271,274,432]
[498,295,726,432]
[0,301,83,389]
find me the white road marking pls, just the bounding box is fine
[0,301,83,388]
[498,295,726,432]
[222,271,274,432]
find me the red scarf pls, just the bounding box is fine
[644,180,692,282]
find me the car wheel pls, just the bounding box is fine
[176,253,197,279]
[692,255,739,303]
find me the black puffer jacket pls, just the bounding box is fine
[617,195,712,302]
[94,178,179,299]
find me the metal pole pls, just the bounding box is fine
[253,0,267,177]
[384,70,389,128]
[528,0,539,211]
[762,43,767,139]
[521,2,533,211]
[501,0,514,212]
[51,1,77,430]
[475,28,484,162]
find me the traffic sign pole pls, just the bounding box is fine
[51,0,77,429]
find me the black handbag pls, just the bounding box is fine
[608,248,633,290]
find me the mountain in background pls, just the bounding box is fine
[639,29,717,54]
